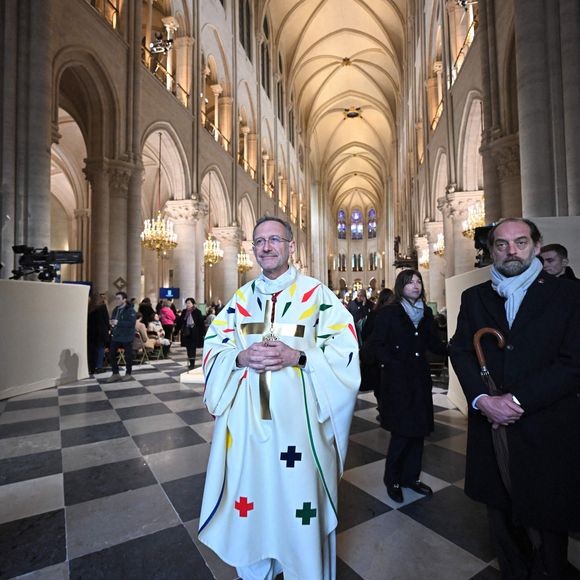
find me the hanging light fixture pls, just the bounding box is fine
[203,172,224,267]
[419,248,430,269]
[141,132,178,255]
[237,245,253,273]
[461,198,486,239]
[433,233,445,257]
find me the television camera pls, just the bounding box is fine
[474,225,493,268]
[10,245,83,281]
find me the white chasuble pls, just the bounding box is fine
[198,268,360,578]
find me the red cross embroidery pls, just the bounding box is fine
[235,496,254,517]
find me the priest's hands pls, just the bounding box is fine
[237,341,301,373]
[476,393,524,429]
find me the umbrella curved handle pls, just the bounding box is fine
[473,327,505,369]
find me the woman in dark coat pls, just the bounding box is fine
[367,269,446,503]
[175,297,204,369]
[87,293,110,374]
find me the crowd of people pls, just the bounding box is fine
[86,291,224,380]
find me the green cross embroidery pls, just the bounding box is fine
[295,501,317,525]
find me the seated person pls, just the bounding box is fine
[147,313,170,346]
[133,312,152,350]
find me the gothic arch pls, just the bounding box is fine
[457,92,484,191]
[432,148,448,217]
[200,167,231,228]
[238,194,256,242]
[141,126,191,222]
[52,46,119,160]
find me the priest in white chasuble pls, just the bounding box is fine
[198,216,360,580]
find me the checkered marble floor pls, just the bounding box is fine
[1,350,579,580]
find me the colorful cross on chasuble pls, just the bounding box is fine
[295,502,317,525]
[235,496,254,517]
[241,295,305,420]
[280,445,302,468]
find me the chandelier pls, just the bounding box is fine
[433,233,445,257]
[461,199,485,239]
[419,249,430,269]
[203,233,224,267]
[203,172,223,267]
[237,246,253,273]
[141,133,178,255]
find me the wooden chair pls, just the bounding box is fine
[133,332,151,365]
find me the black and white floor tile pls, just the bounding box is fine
[0,350,578,579]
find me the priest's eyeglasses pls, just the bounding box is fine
[252,235,291,248]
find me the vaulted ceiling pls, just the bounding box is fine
[267,0,407,214]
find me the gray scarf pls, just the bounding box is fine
[491,257,542,328]
[401,298,425,328]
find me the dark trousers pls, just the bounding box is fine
[110,340,133,376]
[384,433,424,485]
[185,344,197,369]
[162,325,173,356]
[487,506,571,580]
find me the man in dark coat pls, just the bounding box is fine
[104,291,137,383]
[540,243,578,281]
[449,218,580,579]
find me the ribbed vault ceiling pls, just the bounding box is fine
[267,0,407,213]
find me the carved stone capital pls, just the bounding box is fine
[485,134,521,181]
[74,208,91,219]
[213,226,241,246]
[109,164,132,199]
[164,199,208,223]
[423,220,444,243]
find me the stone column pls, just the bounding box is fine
[127,165,144,301]
[560,0,580,214]
[414,233,430,294]
[424,221,445,309]
[84,161,110,293]
[210,83,223,140]
[241,125,250,170]
[212,226,241,303]
[108,163,132,294]
[174,36,194,108]
[143,248,158,301]
[514,0,555,216]
[162,16,178,92]
[280,178,288,213]
[437,191,455,278]
[164,199,204,302]
[194,206,208,302]
[145,0,153,68]
[262,152,269,189]
[487,134,522,218]
[247,132,257,176]
[74,208,91,281]
[218,95,233,151]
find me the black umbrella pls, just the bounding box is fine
[473,327,541,551]
[473,327,511,492]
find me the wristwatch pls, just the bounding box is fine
[297,351,307,368]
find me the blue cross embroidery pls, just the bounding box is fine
[280,445,302,468]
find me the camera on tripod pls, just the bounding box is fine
[474,226,493,268]
[11,245,83,281]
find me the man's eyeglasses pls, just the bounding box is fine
[252,235,291,248]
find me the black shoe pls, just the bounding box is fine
[408,481,433,496]
[386,483,403,503]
